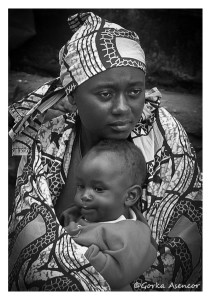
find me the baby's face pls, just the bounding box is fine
[74,151,130,222]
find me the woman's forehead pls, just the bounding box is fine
[77,67,145,90]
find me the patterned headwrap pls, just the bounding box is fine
[59,12,146,95]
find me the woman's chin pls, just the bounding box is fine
[104,130,131,140]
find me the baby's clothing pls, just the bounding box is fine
[100,208,136,223]
[62,206,157,290]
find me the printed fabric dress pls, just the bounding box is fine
[8,77,202,291]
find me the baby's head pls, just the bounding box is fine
[74,139,146,222]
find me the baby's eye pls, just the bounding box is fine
[94,187,104,193]
[77,184,84,190]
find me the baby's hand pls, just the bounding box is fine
[65,221,82,237]
[60,205,81,226]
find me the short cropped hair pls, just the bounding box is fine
[90,139,147,186]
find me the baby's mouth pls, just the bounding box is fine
[81,206,95,214]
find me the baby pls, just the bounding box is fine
[61,139,157,291]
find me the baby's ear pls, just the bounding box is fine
[67,94,76,105]
[124,185,142,207]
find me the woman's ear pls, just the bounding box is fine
[124,185,142,207]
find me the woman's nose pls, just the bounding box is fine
[112,93,130,114]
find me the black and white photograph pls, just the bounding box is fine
[7,4,204,294]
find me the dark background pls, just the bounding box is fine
[9,8,202,91]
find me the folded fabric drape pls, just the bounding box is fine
[8,79,202,290]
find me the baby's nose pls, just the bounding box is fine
[81,190,93,203]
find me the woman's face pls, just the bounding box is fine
[71,67,145,142]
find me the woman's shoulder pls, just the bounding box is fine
[39,112,77,137]
[9,77,73,156]
[134,87,186,138]
[38,112,77,154]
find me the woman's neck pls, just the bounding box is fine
[80,125,100,156]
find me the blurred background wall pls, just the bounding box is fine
[9,8,202,91]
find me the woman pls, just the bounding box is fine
[9,12,202,291]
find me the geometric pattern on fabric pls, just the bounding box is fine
[96,28,146,71]
[130,200,202,291]
[59,12,146,95]
[9,77,65,155]
[8,145,110,291]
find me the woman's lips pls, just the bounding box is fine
[109,120,131,132]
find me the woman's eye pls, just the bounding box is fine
[98,91,112,99]
[128,89,142,97]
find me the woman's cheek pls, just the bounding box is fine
[135,98,145,118]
